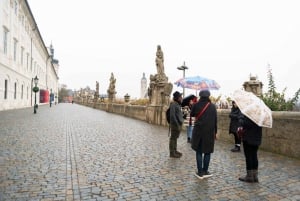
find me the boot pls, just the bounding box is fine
[170,151,181,158]
[253,169,259,182]
[239,170,255,183]
[231,145,240,152]
[175,150,183,157]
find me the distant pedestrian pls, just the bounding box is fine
[169,91,184,158]
[191,90,217,179]
[238,114,262,183]
[229,101,241,152]
[183,97,197,143]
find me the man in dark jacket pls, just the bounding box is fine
[191,90,217,179]
[169,91,184,158]
[238,114,262,183]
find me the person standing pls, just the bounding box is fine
[238,114,262,183]
[229,101,241,152]
[191,90,217,178]
[184,97,197,143]
[169,91,184,158]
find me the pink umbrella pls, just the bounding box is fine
[174,76,220,90]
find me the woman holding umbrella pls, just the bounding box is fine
[233,89,273,183]
[237,115,262,183]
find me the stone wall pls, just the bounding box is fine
[213,110,300,159]
[78,102,300,159]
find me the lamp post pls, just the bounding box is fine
[177,61,188,97]
[32,76,39,114]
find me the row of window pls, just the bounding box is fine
[2,0,46,78]
[3,79,30,100]
[3,27,34,70]
[2,27,45,80]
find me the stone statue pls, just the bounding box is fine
[107,73,117,102]
[94,81,99,98]
[93,81,100,107]
[96,81,99,92]
[155,45,164,75]
[95,81,99,97]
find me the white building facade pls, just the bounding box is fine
[0,0,59,110]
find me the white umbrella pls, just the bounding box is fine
[233,90,273,128]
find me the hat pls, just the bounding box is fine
[199,90,211,97]
[173,91,182,99]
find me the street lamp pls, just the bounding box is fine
[32,76,39,114]
[177,61,188,97]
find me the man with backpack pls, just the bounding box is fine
[168,91,184,158]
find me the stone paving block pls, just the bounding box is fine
[1,104,300,200]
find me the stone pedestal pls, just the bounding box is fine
[146,73,173,125]
[243,75,263,97]
[106,103,113,113]
[124,93,130,103]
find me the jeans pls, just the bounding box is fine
[196,140,211,173]
[187,125,193,139]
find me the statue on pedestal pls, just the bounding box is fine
[243,75,263,97]
[148,45,173,106]
[94,81,99,107]
[107,73,117,102]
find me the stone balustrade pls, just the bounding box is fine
[78,101,300,159]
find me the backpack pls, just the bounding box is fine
[166,107,170,124]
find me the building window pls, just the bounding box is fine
[26,53,29,70]
[13,38,18,61]
[14,82,17,99]
[21,84,23,99]
[21,47,24,65]
[30,58,33,71]
[14,0,18,15]
[3,27,8,54]
[21,15,24,25]
[4,80,8,99]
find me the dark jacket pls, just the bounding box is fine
[190,98,217,153]
[238,115,262,146]
[170,101,184,130]
[229,106,241,134]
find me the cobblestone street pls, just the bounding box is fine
[0,104,299,201]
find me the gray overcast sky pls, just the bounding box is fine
[27,0,300,99]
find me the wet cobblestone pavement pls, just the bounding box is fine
[0,104,299,201]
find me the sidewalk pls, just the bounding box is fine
[0,104,299,201]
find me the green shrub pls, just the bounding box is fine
[262,67,299,111]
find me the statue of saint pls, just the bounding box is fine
[107,73,116,95]
[96,81,99,93]
[155,45,164,75]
